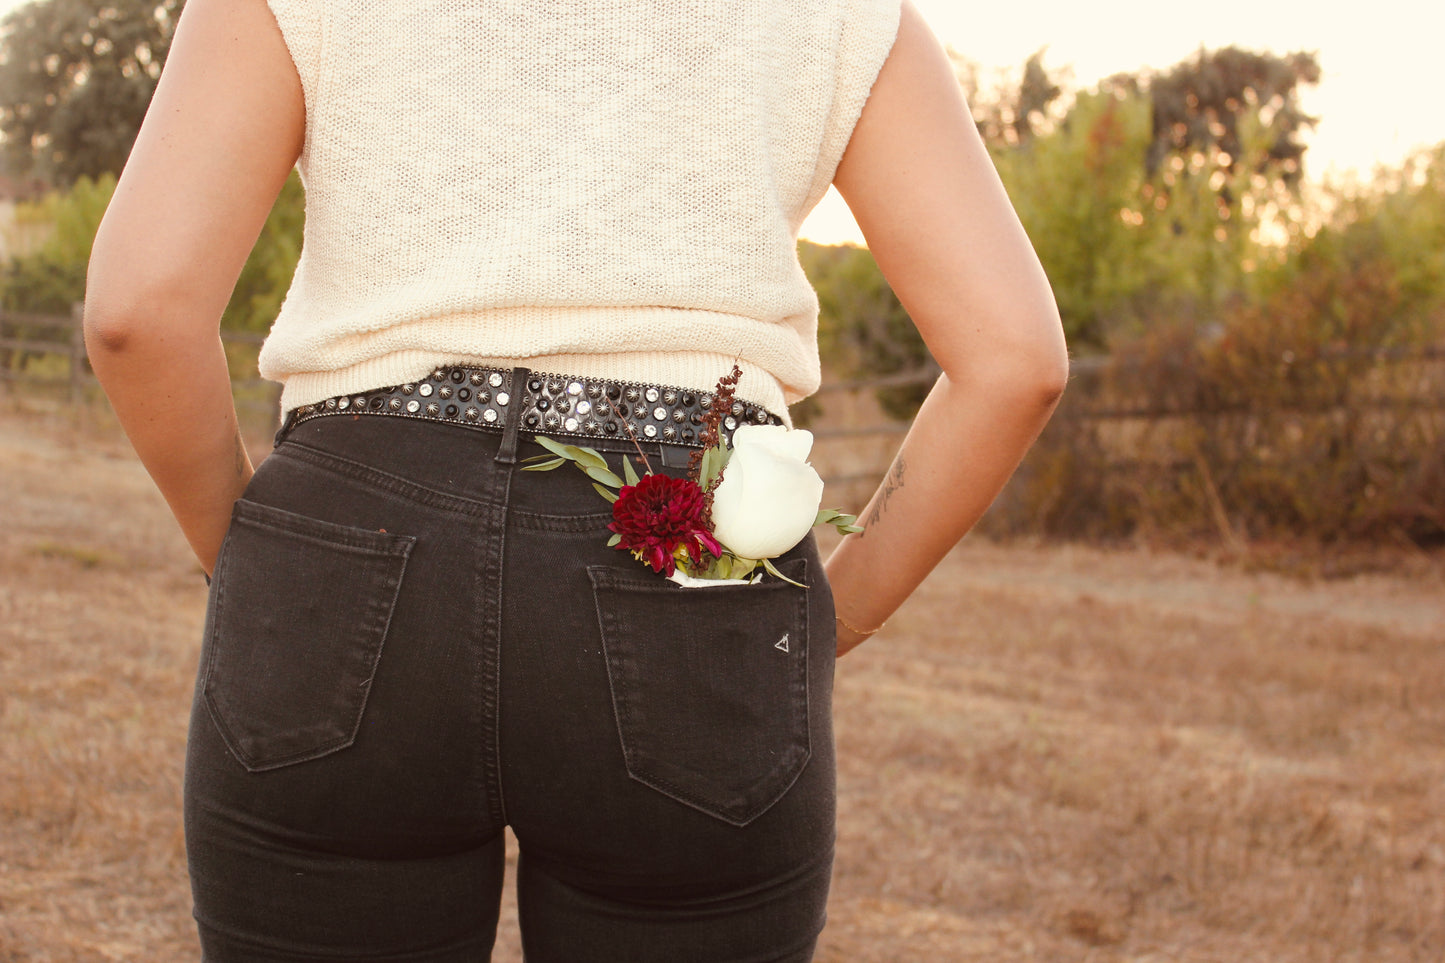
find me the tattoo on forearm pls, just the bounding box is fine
[860,455,905,536]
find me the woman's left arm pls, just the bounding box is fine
[85,0,304,576]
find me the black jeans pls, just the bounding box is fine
[184,394,838,961]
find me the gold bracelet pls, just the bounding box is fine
[835,614,885,637]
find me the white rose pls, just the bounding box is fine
[710,425,825,560]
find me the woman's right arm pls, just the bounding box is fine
[84,0,303,576]
[824,1,1070,655]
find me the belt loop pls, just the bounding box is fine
[495,366,531,464]
[273,408,298,448]
[659,444,691,470]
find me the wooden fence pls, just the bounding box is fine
[7,305,1442,519]
[0,307,89,403]
[0,306,280,414]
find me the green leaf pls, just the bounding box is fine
[584,465,624,488]
[606,533,622,547]
[705,553,758,581]
[761,556,805,587]
[622,455,640,487]
[532,436,607,471]
[520,457,567,472]
[813,508,862,535]
[565,446,610,472]
[699,444,727,490]
[592,483,620,504]
[533,435,578,461]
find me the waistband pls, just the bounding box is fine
[279,365,783,449]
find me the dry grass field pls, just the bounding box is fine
[2,401,1443,962]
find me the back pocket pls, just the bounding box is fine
[587,558,810,827]
[203,498,416,772]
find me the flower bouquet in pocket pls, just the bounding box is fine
[521,365,861,586]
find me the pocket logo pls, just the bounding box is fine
[774,633,790,653]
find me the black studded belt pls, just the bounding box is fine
[282,366,783,448]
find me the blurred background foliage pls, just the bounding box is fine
[2,0,1442,545]
[0,0,182,185]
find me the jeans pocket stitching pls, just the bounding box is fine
[588,560,811,827]
[202,499,416,772]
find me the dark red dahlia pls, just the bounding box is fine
[609,473,723,576]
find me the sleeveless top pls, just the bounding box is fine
[259,0,901,419]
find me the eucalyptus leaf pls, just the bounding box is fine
[592,483,620,504]
[606,533,622,547]
[533,435,577,460]
[565,446,610,472]
[732,556,761,580]
[622,456,640,487]
[584,465,624,488]
[836,523,865,534]
[707,553,758,581]
[520,457,567,472]
[761,555,805,587]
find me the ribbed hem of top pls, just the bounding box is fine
[276,349,793,428]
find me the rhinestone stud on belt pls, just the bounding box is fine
[286,367,782,448]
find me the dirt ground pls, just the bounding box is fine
[2,400,1443,962]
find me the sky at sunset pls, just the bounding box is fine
[801,0,1445,243]
[3,0,1439,244]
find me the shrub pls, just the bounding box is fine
[992,252,1444,546]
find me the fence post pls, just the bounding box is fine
[69,302,86,405]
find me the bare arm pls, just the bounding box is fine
[826,2,1069,655]
[85,0,304,576]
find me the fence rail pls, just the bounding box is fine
[7,306,1444,517]
[0,306,89,403]
[0,306,279,413]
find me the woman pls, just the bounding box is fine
[85,0,1067,959]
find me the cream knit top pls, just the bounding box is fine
[259,0,901,419]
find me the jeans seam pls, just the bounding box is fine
[587,562,812,827]
[200,506,416,773]
[481,499,509,826]
[279,440,497,516]
[509,510,615,531]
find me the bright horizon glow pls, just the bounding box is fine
[2,0,1437,247]
[800,0,1445,245]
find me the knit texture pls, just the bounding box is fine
[259,0,901,418]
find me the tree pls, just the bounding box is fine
[0,171,113,313]
[0,0,183,186]
[1144,46,1320,189]
[991,87,1169,347]
[2,169,304,336]
[974,49,1065,148]
[224,171,304,334]
[799,240,935,419]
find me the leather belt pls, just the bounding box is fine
[281,366,783,448]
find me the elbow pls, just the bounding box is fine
[1030,332,1071,411]
[1004,289,1070,405]
[1006,348,1070,418]
[83,264,207,362]
[82,298,139,358]
[943,307,1071,410]
[84,250,146,359]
